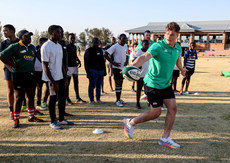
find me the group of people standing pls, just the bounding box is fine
[0,24,86,129]
[0,21,198,149]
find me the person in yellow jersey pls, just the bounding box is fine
[0,30,44,128]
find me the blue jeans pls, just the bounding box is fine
[88,69,104,102]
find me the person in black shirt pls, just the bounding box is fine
[57,26,73,116]
[84,38,106,104]
[0,24,19,120]
[66,33,86,104]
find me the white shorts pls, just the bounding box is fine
[67,67,78,76]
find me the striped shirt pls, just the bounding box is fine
[184,49,198,69]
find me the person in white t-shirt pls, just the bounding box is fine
[130,42,138,92]
[41,25,74,130]
[105,34,128,107]
[133,40,149,109]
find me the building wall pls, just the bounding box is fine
[129,32,230,51]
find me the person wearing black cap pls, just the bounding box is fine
[0,29,44,128]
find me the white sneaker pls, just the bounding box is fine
[161,107,164,111]
[119,99,126,104]
[116,100,124,107]
[140,94,147,100]
[58,119,74,125]
[123,118,135,139]
[158,136,180,148]
[41,102,47,108]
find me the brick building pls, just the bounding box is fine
[126,20,230,56]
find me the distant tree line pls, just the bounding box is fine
[0,22,113,52]
[32,27,113,51]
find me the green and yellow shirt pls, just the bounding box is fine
[144,39,181,89]
[0,41,35,73]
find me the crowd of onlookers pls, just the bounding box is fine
[0,24,197,131]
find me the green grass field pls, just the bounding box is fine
[0,57,229,163]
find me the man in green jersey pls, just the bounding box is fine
[0,30,44,128]
[123,22,187,149]
[136,30,155,51]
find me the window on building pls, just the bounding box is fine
[209,34,223,43]
[180,35,190,43]
[194,35,207,43]
[226,33,230,44]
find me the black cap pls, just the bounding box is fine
[18,30,33,39]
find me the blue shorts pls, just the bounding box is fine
[3,67,12,80]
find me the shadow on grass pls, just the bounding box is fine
[0,137,229,162]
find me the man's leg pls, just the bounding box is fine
[108,76,113,91]
[158,98,180,148]
[6,80,14,118]
[136,78,143,109]
[73,74,80,99]
[41,82,50,109]
[180,76,186,94]
[185,76,191,92]
[124,105,161,139]
[13,89,26,128]
[48,81,58,123]
[57,80,66,122]
[26,74,44,121]
[36,82,43,107]
[88,69,97,102]
[107,62,113,91]
[96,71,104,101]
[57,79,74,125]
[130,105,161,126]
[162,98,177,138]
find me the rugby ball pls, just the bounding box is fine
[122,66,141,81]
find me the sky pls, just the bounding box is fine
[0,0,230,38]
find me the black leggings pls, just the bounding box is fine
[113,68,123,102]
[48,79,66,123]
[136,78,144,104]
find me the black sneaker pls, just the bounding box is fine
[28,116,44,122]
[66,99,74,105]
[75,98,86,103]
[64,112,74,116]
[34,109,44,115]
[13,119,20,128]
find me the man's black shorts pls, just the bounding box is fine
[34,71,44,85]
[173,70,180,77]
[186,67,195,76]
[3,67,13,80]
[113,68,123,80]
[12,72,36,90]
[144,84,175,108]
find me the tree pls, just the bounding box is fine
[63,31,69,43]
[77,32,88,51]
[40,31,49,38]
[84,27,113,47]
[32,29,40,46]
[100,27,113,46]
